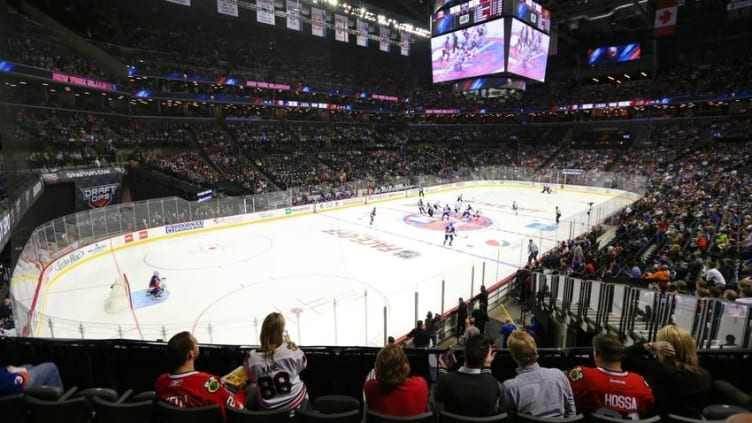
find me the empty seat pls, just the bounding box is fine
[313,395,360,414]
[91,396,154,423]
[702,404,750,420]
[74,387,119,404]
[664,414,725,423]
[155,400,223,423]
[130,390,156,402]
[24,395,93,423]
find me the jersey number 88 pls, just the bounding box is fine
[257,372,292,400]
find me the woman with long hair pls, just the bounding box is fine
[364,343,428,416]
[244,312,308,411]
[623,324,711,417]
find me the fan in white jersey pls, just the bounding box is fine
[244,312,308,411]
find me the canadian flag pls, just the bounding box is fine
[654,0,678,37]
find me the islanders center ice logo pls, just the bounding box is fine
[403,213,493,231]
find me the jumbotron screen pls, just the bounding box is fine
[432,0,504,36]
[431,18,506,83]
[506,18,550,82]
[587,43,641,66]
[513,0,551,33]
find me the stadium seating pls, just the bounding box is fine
[155,401,224,423]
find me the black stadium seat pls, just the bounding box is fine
[91,396,154,423]
[367,410,435,423]
[296,408,362,423]
[439,411,509,423]
[155,401,223,423]
[514,413,585,423]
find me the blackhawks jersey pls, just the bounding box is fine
[567,366,654,419]
[154,370,244,412]
[244,342,307,410]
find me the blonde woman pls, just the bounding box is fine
[364,343,429,416]
[623,324,712,418]
[244,312,308,411]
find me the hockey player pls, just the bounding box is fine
[148,271,164,298]
[418,199,426,215]
[556,206,562,224]
[473,208,482,221]
[462,204,473,220]
[442,204,452,220]
[370,207,376,225]
[443,222,456,247]
[512,201,519,215]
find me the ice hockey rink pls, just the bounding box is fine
[26,184,636,346]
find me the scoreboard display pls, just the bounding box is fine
[430,0,551,83]
[512,0,551,33]
[432,0,504,36]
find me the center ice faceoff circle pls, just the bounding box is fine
[403,213,493,231]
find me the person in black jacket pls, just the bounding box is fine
[456,298,468,338]
[408,320,430,347]
[622,325,712,418]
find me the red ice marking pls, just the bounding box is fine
[486,240,501,247]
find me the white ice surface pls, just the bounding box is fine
[34,185,629,346]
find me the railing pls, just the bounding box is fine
[529,271,752,349]
[10,166,646,345]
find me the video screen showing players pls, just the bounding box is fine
[507,18,550,82]
[588,43,641,66]
[431,18,505,83]
[513,0,550,33]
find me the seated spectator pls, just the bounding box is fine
[364,344,429,416]
[736,287,752,304]
[244,312,308,411]
[155,331,245,413]
[1,361,64,396]
[435,334,501,417]
[499,319,517,348]
[643,265,670,282]
[704,262,726,287]
[501,330,575,418]
[622,325,711,418]
[567,334,654,419]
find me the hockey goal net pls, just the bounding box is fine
[104,273,133,314]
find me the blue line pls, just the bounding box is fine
[315,212,522,268]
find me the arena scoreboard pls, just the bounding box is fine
[430,0,552,84]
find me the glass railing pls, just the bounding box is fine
[10,166,645,344]
[530,270,752,349]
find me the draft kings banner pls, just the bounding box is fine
[41,168,125,211]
